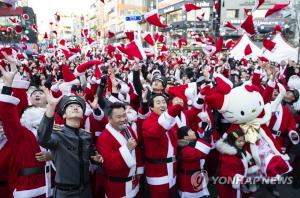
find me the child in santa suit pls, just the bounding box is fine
[216,129,258,198]
[176,126,212,198]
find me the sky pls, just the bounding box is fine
[28,0,94,33]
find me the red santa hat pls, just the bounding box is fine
[94,64,102,80]
[22,43,27,50]
[265,2,290,18]
[183,3,201,12]
[74,60,103,76]
[223,21,237,30]
[160,44,168,52]
[263,38,276,52]
[15,25,23,34]
[143,32,155,46]
[252,0,265,12]
[272,25,282,35]
[6,27,13,33]
[62,64,78,84]
[87,37,96,46]
[225,39,233,49]
[240,57,248,66]
[106,44,116,54]
[22,14,29,20]
[125,31,135,41]
[258,56,269,62]
[59,39,66,46]
[158,34,166,44]
[213,0,219,13]
[9,17,20,24]
[54,12,61,22]
[21,35,29,43]
[108,31,115,39]
[144,10,168,29]
[205,74,233,110]
[153,32,160,42]
[244,44,252,56]
[197,12,205,21]
[205,36,213,44]
[124,41,146,61]
[43,32,48,40]
[178,38,188,49]
[115,53,123,62]
[241,13,255,35]
[168,83,198,106]
[38,55,47,64]
[266,155,290,177]
[31,24,38,33]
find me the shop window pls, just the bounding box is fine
[226,9,239,19]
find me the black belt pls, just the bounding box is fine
[55,183,89,191]
[146,156,177,164]
[178,169,201,175]
[19,167,45,176]
[272,130,281,136]
[107,175,136,183]
[0,180,7,187]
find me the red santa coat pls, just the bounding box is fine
[0,94,46,198]
[142,111,177,193]
[174,103,202,131]
[268,104,298,147]
[97,123,143,198]
[11,79,30,117]
[216,139,251,198]
[177,139,212,197]
[0,137,11,198]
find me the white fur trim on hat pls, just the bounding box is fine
[12,80,30,89]
[288,130,300,145]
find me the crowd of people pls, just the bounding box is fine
[0,43,300,198]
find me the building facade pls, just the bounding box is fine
[220,0,294,41]
[103,0,147,43]
[156,0,214,46]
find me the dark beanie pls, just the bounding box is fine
[177,126,191,140]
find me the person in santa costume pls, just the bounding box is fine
[142,94,184,197]
[216,128,259,198]
[0,120,11,198]
[176,126,212,198]
[0,66,49,198]
[268,86,300,150]
[97,102,144,198]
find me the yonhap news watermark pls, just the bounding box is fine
[191,171,294,190]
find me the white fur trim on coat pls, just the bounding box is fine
[0,94,20,105]
[195,139,211,155]
[119,145,136,168]
[216,138,237,155]
[158,111,176,130]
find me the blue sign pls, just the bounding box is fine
[125,16,142,21]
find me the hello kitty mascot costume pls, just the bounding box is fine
[205,74,292,179]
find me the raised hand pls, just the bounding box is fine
[142,88,148,102]
[88,96,99,110]
[41,86,63,107]
[0,65,18,87]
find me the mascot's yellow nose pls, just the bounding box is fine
[252,109,256,113]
